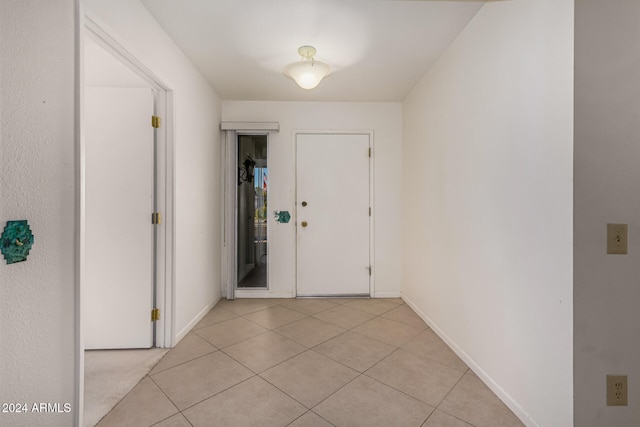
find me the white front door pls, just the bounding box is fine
[84,87,155,349]
[296,133,371,296]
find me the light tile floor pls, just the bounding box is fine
[96,298,524,427]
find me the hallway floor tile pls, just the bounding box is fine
[96,298,524,427]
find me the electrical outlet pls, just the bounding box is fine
[607,224,628,254]
[607,375,628,406]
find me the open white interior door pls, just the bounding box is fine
[84,87,155,349]
[296,133,371,296]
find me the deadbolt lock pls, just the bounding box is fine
[301,221,308,228]
[302,201,308,207]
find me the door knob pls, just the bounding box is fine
[302,201,308,207]
[301,221,308,228]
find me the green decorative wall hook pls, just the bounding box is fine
[274,211,291,224]
[1,220,35,264]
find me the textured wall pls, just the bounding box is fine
[402,1,573,426]
[575,0,640,425]
[0,0,77,426]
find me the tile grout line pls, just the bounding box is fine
[170,374,261,416]
[101,298,489,427]
[256,370,316,412]
[357,368,438,420]
[218,340,305,376]
[286,316,433,426]
[430,371,481,427]
[148,346,220,376]
[146,374,182,420]
[284,412,331,427]
[301,372,366,423]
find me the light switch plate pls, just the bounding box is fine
[607,224,628,254]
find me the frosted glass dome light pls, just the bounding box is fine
[284,46,331,90]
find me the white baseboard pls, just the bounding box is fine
[402,295,539,427]
[234,290,294,299]
[231,291,401,299]
[174,297,220,344]
[373,292,401,298]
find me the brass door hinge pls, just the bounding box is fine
[151,308,160,321]
[152,116,161,129]
[152,212,162,225]
[368,147,372,157]
[369,207,372,216]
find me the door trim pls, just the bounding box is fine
[76,10,175,424]
[81,12,175,349]
[222,127,278,299]
[222,130,238,300]
[293,130,375,297]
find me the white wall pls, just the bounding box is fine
[402,1,573,426]
[82,0,223,341]
[574,1,640,425]
[0,1,77,425]
[222,101,403,298]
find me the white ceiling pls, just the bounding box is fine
[140,0,485,102]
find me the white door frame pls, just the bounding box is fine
[222,130,238,300]
[76,11,175,424]
[80,11,175,348]
[221,123,278,299]
[292,130,375,297]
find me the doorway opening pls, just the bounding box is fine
[81,14,174,350]
[79,12,175,427]
[237,134,268,289]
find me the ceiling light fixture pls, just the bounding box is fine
[284,46,331,90]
